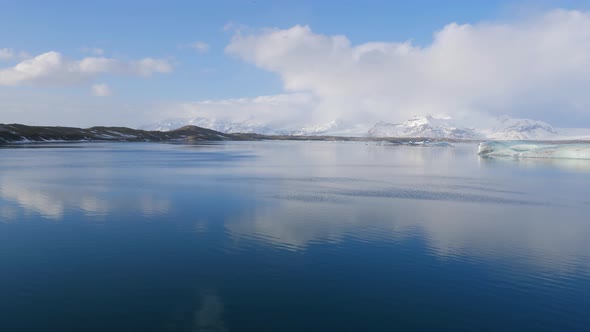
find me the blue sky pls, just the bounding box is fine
[1,0,590,128]
[0,0,506,100]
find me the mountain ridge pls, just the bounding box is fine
[2,121,588,144]
[0,123,481,144]
[144,115,574,140]
[0,124,236,143]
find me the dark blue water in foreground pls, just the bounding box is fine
[1,141,589,332]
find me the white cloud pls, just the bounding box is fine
[226,10,590,127]
[189,42,211,54]
[0,48,15,60]
[131,57,173,77]
[0,51,173,87]
[92,83,112,96]
[160,92,319,129]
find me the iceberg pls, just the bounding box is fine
[478,141,590,160]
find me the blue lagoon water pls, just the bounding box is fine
[1,141,589,331]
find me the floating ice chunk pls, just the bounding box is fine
[478,141,590,160]
[408,141,454,147]
[368,140,454,147]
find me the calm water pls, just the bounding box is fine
[1,141,589,332]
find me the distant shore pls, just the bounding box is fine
[0,123,476,144]
[2,123,589,145]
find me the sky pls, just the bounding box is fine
[1,0,590,129]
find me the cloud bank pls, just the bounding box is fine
[222,9,590,127]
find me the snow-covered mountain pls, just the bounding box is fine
[485,116,558,140]
[367,116,483,139]
[367,115,567,140]
[142,115,584,140]
[140,118,367,136]
[290,120,369,136]
[290,120,343,136]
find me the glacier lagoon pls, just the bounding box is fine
[1,141,590,332]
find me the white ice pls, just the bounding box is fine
[478,141,590,160]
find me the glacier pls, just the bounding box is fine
[478,141,590,160]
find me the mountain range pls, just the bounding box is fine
[0,124,236,143]
[140,118,366,136]
[3,115,588,144]
[0,123,457,144]
[143,115,585,140]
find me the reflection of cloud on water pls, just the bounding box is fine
[226,198,405,251]
[79,196,110,216]
[139,195,171,216]
[193,290,227,332]
[0,181,66,219]
[0,177,171,221]
[402,202,590,273]
[225,183,590,274]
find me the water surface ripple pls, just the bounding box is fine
[1,141,589,332]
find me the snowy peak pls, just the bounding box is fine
[487,116,558,140]
[368,115,563,140]
[291,120,342,136]
[368,116,482,139]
